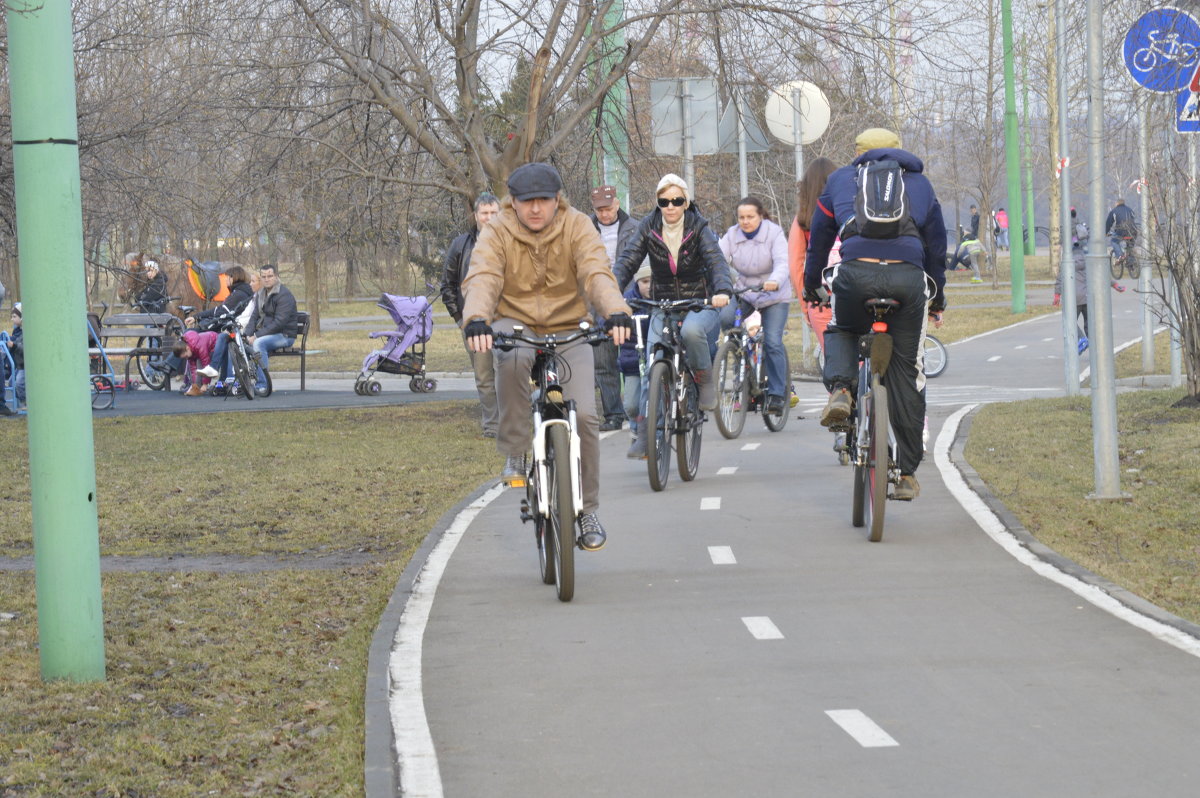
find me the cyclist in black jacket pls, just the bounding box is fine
[612,174,732,411]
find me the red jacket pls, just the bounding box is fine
[183,330,217,368]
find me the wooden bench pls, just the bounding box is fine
[264,311,312,390]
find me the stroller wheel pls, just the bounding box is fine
[409,377,422,393]
[423,378,437,393]
[367,380,383,395]
[354,380,365,396]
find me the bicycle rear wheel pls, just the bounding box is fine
[1110,253,1125,281]
[714,338,748,439]
[763,349,791,432]
[866,373,890,542]
[546,424,575,602]
[230,341,256,401]
[90,375,115,410]
[922,334,948,378]
[646,360,672,492]
[851,370,869,528]
[676,375,701,482]
[134,336,169,390]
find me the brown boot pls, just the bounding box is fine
[184,383,203,397]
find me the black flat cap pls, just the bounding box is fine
[507,163,563,201]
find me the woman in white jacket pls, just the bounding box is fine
[718,196,792,414]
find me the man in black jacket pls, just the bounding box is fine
[440,193,500,437]
[589,185,640,432]
[247,264,298,394]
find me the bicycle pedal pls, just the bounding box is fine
[503,476,527,488]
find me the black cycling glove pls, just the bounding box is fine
[463,319,493,339]
[929,294,947,314]
[605,312,634,335]
[803,285,829,306]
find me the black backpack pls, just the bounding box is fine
[840,159,920,241]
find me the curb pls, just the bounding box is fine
[363,479,498,798]
[950,406,1200,642]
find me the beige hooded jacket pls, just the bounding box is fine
[461,195,630,334]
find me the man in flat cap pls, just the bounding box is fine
[803,128,947,502]
[462,163,633,551]
[588,185,641,434]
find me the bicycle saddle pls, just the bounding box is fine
[864,298,901,312]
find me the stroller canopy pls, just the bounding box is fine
[378,293,434,344]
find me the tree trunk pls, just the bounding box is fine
[303,245,321,334]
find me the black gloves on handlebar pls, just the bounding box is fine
[929,294,947,315]
[605,312,634,335]
[803,285,830,306]
[463,319,493,339]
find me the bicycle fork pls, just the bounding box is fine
[528,411,583,522]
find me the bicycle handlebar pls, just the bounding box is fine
[627,297,711,314]
[493,323,608,352]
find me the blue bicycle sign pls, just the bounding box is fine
[1125,7,1200,92]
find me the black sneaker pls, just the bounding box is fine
[765,395,785,415]
[578,512,607,551]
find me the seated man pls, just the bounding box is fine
[244,264,297,395]
[462,162,632,551]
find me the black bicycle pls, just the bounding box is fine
[497,323,606,602]
[846,298,902,542]
[1109,237,1136,280]
[630,298,709,492]
[713,294,791,438]
[219,318,272,400]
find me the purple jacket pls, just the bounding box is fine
[183,330,218,368]
[719,218,792,308]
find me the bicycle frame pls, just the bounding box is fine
[530,399,583,522]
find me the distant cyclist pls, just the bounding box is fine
[803,128,948,501]
[1105,197,1137,258]
[461,163,632,552]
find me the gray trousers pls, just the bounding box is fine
[492,318,601,513]
[462,331,498,434]
[593,337,624,422]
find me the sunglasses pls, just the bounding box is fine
[657,196,687,208]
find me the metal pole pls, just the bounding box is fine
[1168,273,1183,386]
[736,92,749,198]
[1139,101,1154,373]
[1084,0,1125,500]
[1055,0,1080,393]
[1001,0,1027,312]
[792,88,804,186]
[681,79,695,194]
[1022,45,1037,256]
[5,0,106,680]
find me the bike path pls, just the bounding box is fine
[383,287,1196,796]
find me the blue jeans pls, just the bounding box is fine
[647,307,719,374]
[719,300,790,399]
[210,333,232,379]
[252,334,293,388]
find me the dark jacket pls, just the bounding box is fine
[137,272,169,313]
[618,282,653,376]
[439,228,480,325]
[194,280,255,331]
[9,325,23,370]
[1105,203,1137,238]
[247,283,298,338]
[590,209,641,263]
[803,147,947,304]
[612,204,733,301]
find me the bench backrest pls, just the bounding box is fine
[291,311,309,346]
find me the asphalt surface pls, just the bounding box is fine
[369,286,1200,798]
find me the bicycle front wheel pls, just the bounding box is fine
[714,338,748,439]
[546,424,575,602]
[530,464,555,585]
[1110,254,1124,281]
[866,373,890,542]
[851,371,869,528]
[134,337,169,390]
[646,360,672,492]
[922,334,949,378]
[676,374,702,482]
[763,349,791,432]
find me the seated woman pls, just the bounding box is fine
[198,270,260,384]
[718,196,791,414]
[184,266,254,332]
[612,173,731,410]
[171,330,219,396]
[136,258,170,313]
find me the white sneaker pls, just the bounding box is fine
[197,365,219,379]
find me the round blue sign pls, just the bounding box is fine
[1124,7,1200,93]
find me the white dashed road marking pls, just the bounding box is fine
[742,616,784,639]
[708,546,737,565]
[825,710,900,748]
[717,466,738,475]
[742,442,761,451]
[700,497,721,511]
[987,355,1002,362]
[1014,344,1027,350]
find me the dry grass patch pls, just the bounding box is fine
[965,388,1200,622]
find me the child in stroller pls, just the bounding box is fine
[354,293,437,395]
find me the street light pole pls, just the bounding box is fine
[1055,0,1081,394]
[1002,0,1027,312]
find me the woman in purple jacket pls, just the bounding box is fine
[718,196,792,414]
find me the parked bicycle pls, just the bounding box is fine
[496,323,607,603]
[712,294,791,439]
[629,297,711,491]
[218,317,272,400]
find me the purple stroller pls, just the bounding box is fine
[354,293,437,394]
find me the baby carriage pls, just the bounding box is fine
[354,293,437,395]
